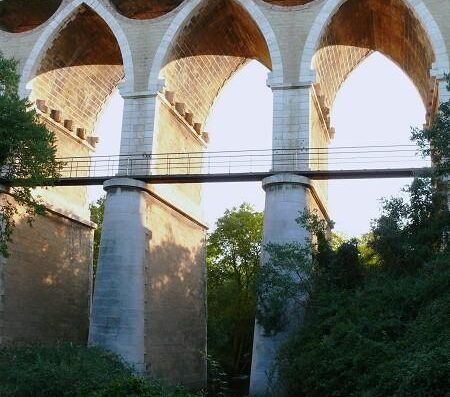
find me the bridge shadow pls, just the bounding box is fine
[1,207,92,345]
[143,227,207,389]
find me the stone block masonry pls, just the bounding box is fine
[89,178,207,388]
[0,196,94,345]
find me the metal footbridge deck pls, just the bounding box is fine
[2,145,431,186]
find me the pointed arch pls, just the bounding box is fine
[19,0,134,98]
[148,0,283,93]
[299,0,449,84]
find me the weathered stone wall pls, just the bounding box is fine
[143,191,207,389]
[0,199,94,345]
[310,87,330,207]
[152,96,205,220]
[35,116,93,219]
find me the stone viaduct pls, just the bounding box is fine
[0,0,449,395]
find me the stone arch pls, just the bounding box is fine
[19,0,134,99]
[299,0,450,129]
[0,0,63,33]
[22,2,129,141]
[148,0,283,94]
[299,0,449,85]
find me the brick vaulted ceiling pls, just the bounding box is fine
[313,0,435,110]
[161,0,272,128]
[29,5,124,135]
[0,0,62,33]
[110,0,184,19]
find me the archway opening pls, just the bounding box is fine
[27,4,125,217]
[203,60,272,229]
[310,0,435,236]
[153,0,273,217]
[160,0,272,130]
[329,52,427,236]
[0,0,62,33]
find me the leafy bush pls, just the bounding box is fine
[276,259,450,397]
[369,178,450,272]
[256,211,364,335]
[0,342,201,397]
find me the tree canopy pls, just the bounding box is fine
[0,53,59,256]
[207,203,263,378]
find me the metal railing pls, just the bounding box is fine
[56,145,430,180]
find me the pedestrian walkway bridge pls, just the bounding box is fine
[2,145,432,186]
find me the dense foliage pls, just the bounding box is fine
[207,204,263,380]
[0,53,59,256]
[0,342,201,397]
[256,212,363,336]
[276,258,450,397]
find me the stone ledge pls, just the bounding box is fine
[0,185,95,229]
[103,178,208,229]
[262,173,312,189]
[262,173,331,222]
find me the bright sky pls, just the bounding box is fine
[92,52,425,237]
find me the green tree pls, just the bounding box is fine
[368,75,450,270]
[0,53,59,256]
[207,203,263,377]
[89,195,105,277]
[411,76,450,178]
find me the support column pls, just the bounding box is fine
[270,83,311,171]
[89,177,207,387]
[249,174,312,396]
[89,178,147,372]
[119,87,158,157]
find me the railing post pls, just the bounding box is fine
[69,157,73,178]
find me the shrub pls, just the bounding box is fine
[0,342,201,397]
[276,259,450,397]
